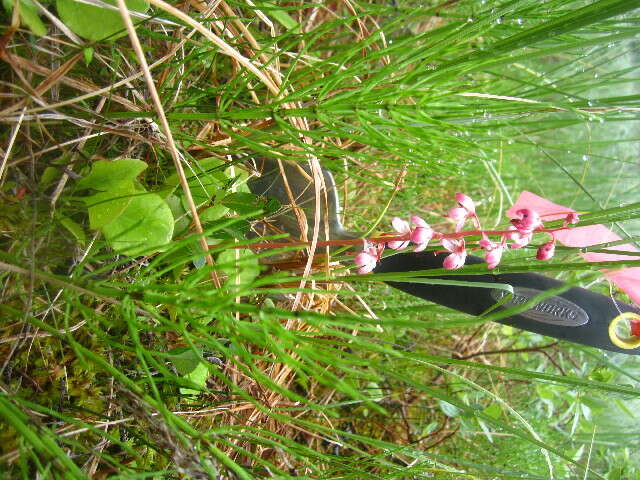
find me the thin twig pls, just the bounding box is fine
[115,0,220,288]
[0,105,23,187]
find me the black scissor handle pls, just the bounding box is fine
[374,252,640,354]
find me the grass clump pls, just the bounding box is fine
[1,0,640,478]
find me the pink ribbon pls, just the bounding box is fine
[507,191,640,306]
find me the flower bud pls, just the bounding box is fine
[354,242,383,274]
[387,239,409,250]
[447,207,468,232]
[479,237,493,249]
[536,240,556,261]
[442,238,467,270]
[443,252,466,270]
[564,212,580,226]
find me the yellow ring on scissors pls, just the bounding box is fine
[608,312,640,349]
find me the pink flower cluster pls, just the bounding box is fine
[353,193,581,274]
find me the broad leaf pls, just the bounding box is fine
[168,348,201,376]
[101,191,173,255]
[56,0,149,42]
[58,216,86,245]
[222,191,280,216]
[77,158,147,191]
[165,157,229,221]
[181,362,209,396]
[83,186,134,230]
[263,1,299,32]
[165,194,191,235]
[3,0,47,36]
[167,348,210,396]
[200,204,229,223]
[217,248,260,288]
[439,399,461,418]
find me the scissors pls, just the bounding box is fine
[248,158,640,354]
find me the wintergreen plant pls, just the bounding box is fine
[2,0,640,479]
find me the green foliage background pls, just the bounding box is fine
[1,0,640,478]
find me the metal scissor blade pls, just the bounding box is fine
[248,157,358,242]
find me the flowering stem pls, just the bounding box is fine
[240,226,572,251]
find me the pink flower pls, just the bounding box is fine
[447,193,477,231]
[410,215,433,252]
[511,208,542,233]
[455,193,476,215]
[536,240,556,261]
[479,234,505,269]
[563,212,580,227]
[447,207,468,232]
[485,248,504,269]
[506,225,532,249]
[478,234,493,250]
[388,216,433,252]
[442,238,467,270]
[354,241,384,274]
[388,217,411,250]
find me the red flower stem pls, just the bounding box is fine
[233,227,570,251]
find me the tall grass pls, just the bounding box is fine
[1,0,640,478]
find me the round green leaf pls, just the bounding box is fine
[3,0,47,36]
[438,400,462,418]
[58,215,87,245]
[77,158,147,191]
[181,362,209,395]
[83,186,134,230]
[168,348,201,376]
[221,192,269,216]
[217,248,260,288]
[165,194,191,235]
[101,191,174,255]
[180,159,228,208]
[168,348,210,396]
[56,0,149,42]
[200,204,229,223]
